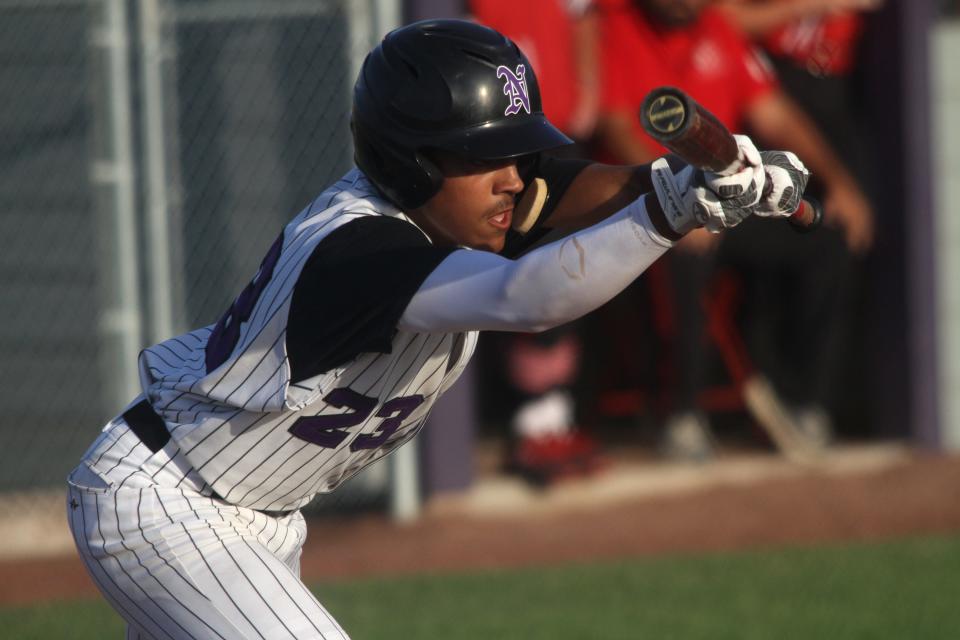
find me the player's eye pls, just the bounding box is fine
[467,157,516,172]
[463,157,497,170]
[428,149,516,176]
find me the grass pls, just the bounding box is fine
[3,535,958,639]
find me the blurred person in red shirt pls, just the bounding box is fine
[594,0,873,459]
[469,0,605,485]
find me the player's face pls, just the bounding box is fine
[409,151,525,253]
[638,0,711,27]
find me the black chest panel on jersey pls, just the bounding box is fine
[286,216,454,384]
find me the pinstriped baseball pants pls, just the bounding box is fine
[67,420,350,639]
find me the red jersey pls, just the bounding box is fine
[597,0,776,159]
[763,12,864,77]
[470,0,586,133]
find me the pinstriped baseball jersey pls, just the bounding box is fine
[132,169,476,513]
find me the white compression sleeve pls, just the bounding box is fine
[399,197,674,333]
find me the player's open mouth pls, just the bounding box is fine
[488,208,512,230]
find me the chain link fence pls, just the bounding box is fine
[0,0,400,526]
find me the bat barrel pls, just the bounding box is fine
[640,86,739,173]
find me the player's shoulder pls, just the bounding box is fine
[287,168,431,250]
[320,213,433,255]
[293,170,439,270]
[298,168,399,221]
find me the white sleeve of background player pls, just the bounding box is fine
[399,197,672,333]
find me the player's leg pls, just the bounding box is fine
[177,502,352,640]
[68,468,349,639]
[68,471,248,639]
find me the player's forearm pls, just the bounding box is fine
[399,196,673,333]
[544,162,649,232]
[545,151,682,234]
[543,112,659,232]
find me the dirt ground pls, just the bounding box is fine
[3,444,959,607]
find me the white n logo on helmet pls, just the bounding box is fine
[496,64,531,116]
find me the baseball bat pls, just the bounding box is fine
[640,86,822,232]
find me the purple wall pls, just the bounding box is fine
[901,1,940,448]
[862,0,939,447]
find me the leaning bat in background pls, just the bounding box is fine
[640,85,823,232]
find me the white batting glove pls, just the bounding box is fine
[650,135,765,234]
[755,150,810,218]
[703,134,766,202]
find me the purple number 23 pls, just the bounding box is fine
[288,388,425,451]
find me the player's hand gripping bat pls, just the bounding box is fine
[640,86,823,232]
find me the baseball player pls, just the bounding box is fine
[66,19,810,639]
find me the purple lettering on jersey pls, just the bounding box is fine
[496,64,530,116]
[205,233,284,372]
[287,388,377,449]
[288,390,424,452]
[350,394,424,451]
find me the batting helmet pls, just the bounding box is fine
[351,19,573,210]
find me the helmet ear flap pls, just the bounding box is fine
[353,115,441,209]
[414,150,444,196]
[398,150,444,210]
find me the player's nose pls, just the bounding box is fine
[493,162,524,196]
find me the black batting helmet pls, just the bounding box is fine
[351,19,573,210]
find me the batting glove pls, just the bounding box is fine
[755,150,810,218]
[651,134,765,235]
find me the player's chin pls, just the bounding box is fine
[475,230,507,253]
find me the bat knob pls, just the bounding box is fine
[788,197,824,233]
[641,89,692,139]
